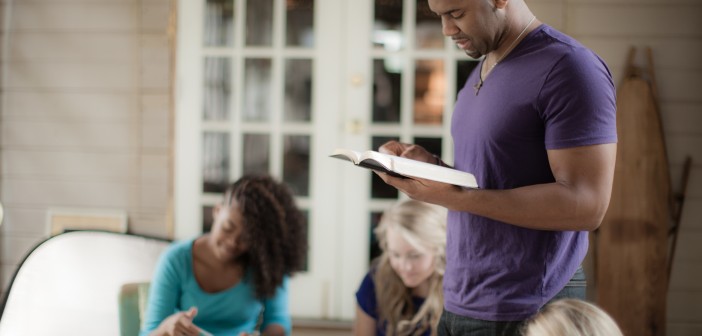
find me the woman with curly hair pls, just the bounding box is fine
[141,175,307,336]
[355,199,447,336]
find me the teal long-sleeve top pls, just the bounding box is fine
[140,238,291,336]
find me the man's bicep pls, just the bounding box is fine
[548,143,617,214]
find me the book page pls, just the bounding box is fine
[390,155,478,188]
[330,148,362,164]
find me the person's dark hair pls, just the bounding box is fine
[225,174,308,298]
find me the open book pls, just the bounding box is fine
[330,148,478,188]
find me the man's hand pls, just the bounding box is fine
[376,140,460,204]
[378,141,435,164]
[375,172,461,204]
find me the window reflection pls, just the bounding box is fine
[414,59,444,125]
[202,206,214,233]
[243,133,270,175]
[371,136,399,199]
[283,135,310,196]
[373,0,403,50]
[203,132,230,193]
[414,137,442,158]
[284,59,313,122]
[286,0,315,47]
[369,211,383,264]
[300,210,310,271]
[204,0,234,47]
[203,57,231,121]
[416,0,443,49]
[372,59,402,123]
[243,58,272,121]
[246,0,273,46]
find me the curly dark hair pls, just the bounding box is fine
[225,174,308,298]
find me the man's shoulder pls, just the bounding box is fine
[535,25,582,49]
[528,25,608,74]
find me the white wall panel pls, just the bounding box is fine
[668,291,702,322]
[0,234,44,264]
[577,37,702,71]
[0,207,47,235]
[5,63,136,90]
[1,32,135,62]
[2,180,136,209]
[529,3,566,31]
[2,121,138,150]
[669,259,702,291]
[2,150,134,181]
[7,2,136,32]
[140,1,171,32]
[568,5,702,37]
[667,136,702,168]
[140,154,169,185]
[2,92,137,122]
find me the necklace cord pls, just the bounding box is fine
[474,15,537,95]
[490,15,537,71]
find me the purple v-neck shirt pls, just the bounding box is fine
[445,24,617,321]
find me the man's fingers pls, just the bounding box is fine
[378,140,407,155]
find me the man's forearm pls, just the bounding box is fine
[438,182,608,231]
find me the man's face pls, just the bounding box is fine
[428,0,502,58]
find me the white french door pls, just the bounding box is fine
[174,0,476,320]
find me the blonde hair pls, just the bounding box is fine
[523,299,623,336]
[373,199,447,336]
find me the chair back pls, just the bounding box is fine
[0,231,170,336]
[119,282,151,336]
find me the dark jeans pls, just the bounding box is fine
[437,267,586,336]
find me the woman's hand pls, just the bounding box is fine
[155,307,201,336]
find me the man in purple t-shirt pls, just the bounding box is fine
[377,0,617,335]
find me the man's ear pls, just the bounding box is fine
[493,0,508,10]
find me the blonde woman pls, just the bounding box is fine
[355,200,447,336]
[522,299,623,336]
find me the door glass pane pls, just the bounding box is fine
[286,0,315,47]
[203,57,231,121]
[204,0,234,47]
[284,59,313,122]
[371,136,399,199]
[373,0,403,50]
[456,60,480,98]
[413,137,442,158]
[243,58,273,122]
[416,0,443,49]
[414,59,444,125]
[283,135,310,196]
[203,132,230,193]
[203,206,214,233]
[300,210,310,271]
[368,211,383,264]
[372,58,402,123]
[246,0,273,46]
[243,133,270,175]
